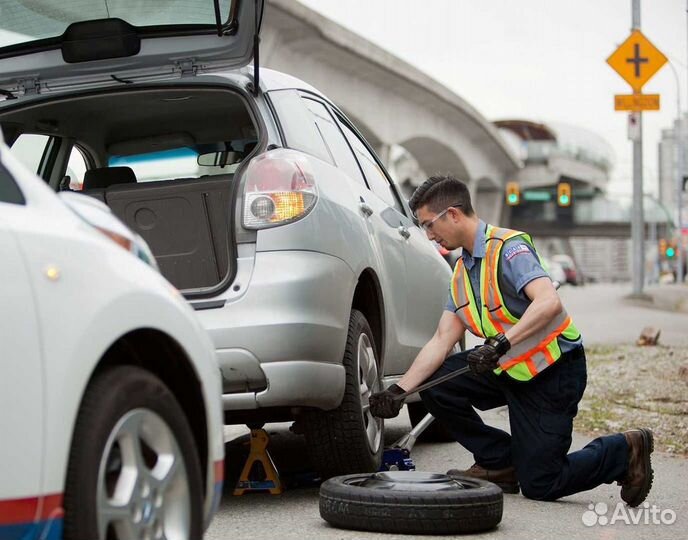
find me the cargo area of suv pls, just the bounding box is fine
[0,86,259,292]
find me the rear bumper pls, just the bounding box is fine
[196,250,355,411]
[220,359,345,410]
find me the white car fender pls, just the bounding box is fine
[11,206,222,503]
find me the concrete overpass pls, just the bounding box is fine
[261,0,521,224]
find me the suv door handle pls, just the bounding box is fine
[359,202,374,217]
[397,225,411,239]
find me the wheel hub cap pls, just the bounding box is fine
[357,333,382,453]
[96,408,190,540]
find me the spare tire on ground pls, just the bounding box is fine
[319,471,503,535]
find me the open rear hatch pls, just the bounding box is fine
[0,0,264,101]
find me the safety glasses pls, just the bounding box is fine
[417,203,462,232]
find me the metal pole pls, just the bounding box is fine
[671,61,684,283]
[631,0,645,295]
[679,0,688,284]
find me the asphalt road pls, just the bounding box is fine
[207,284,688,539]
[558,283,688,347]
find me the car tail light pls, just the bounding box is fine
[242,149,317,229]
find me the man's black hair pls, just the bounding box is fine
[408,175,475,217]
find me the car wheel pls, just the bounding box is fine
[302,309,383,478]
[63,366,203,540]
[407,402,456,443]
[320,471,503,534]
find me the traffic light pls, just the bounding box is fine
[506,181,520,206]
[659,238,677,259]
[557,182,572,207]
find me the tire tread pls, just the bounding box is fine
[319,473,503,534]
[302,310,382,478]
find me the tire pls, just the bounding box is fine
[302,309,383,478]
[320,471,503,535]
[64,366,203,540]
[407,402,456,443]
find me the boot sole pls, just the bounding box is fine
[627,428,654,507]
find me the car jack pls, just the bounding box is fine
[380,411,437,471]
[233,427,283,495]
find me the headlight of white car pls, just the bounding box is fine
[58,191,159,270]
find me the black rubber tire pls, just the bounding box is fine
[302,309,383,478]
[63,366,203,540]
[407,401,456,443]
[320,472,503,535]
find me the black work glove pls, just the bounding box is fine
[369,384,406,418]
[467,334,511,374]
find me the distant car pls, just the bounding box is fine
[552,254,582,285]
[0,0,451,477]
[0,131,223,540]
[541,256,567,287]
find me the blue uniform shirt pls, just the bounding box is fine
[446,221,581,352]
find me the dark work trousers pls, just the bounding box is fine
[420,346,630,500]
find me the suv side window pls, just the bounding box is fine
[336,117,404,213]
[66,146,88,190]
[268,89,333,165]
[302,97,366,187]
[8,134,51,175]
[0,160,25,205]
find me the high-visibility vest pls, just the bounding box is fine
[450,224,581,381]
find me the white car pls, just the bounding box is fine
[0,130,224,540]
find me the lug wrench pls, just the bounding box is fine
[362,364,472,414]
[364,365,472,467]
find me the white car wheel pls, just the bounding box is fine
[64,366,203,540]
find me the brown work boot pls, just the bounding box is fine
[447,463,519,494]
[618,428,654,507]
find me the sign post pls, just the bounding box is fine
[606,1,668,296]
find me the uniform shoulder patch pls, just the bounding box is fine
[503,243,530,261]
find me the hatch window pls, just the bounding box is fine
[0,0,233,49]
[109,142,250,182]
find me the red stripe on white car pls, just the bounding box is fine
[0,493,63,525]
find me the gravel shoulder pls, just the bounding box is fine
[575,344,688,456]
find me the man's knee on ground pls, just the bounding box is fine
[519,475,561,501]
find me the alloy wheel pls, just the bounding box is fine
[357,333,382,453]
[97,408,190,540]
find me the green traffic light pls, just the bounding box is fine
[559,195,570,205]
[666,247,676,258]
[508,193,519,204]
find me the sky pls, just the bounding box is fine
[298,0,687,196]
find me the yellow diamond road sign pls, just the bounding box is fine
[607,30,667,92]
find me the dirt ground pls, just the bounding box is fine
[575,344,688,456]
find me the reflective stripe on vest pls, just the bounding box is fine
[450,258,484,338]
[450,224,581,381]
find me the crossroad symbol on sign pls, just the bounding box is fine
[606,30,667,92]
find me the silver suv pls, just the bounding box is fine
[0,0,451,476]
